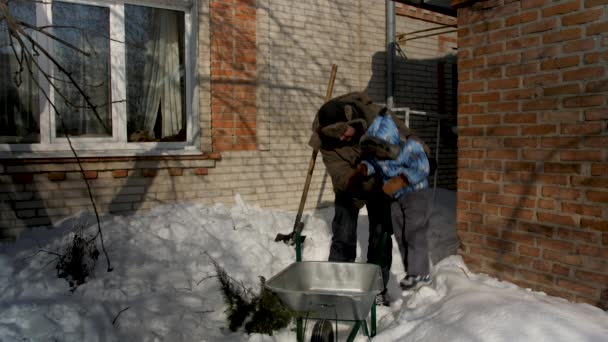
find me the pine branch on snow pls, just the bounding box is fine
[209,257,254,331]
[56,232,99,292]
[245,277,294,335]
[209,256,295,335]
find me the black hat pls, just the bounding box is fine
[318,100,347,128]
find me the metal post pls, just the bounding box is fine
[434,62,445,201]
[433,119,441,201]
[386,0,395,110]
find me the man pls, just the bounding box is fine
[309,92,420,305]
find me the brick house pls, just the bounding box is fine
[453,0,607,309]
[0,1,457,236]
[2,0,605,311]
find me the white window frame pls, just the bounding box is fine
[1,0,200,157]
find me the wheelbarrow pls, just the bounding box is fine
[265,261,384,342]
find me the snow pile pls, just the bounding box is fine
[0,194,606,341]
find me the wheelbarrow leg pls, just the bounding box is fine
[368,231,386,338]
[297,317,304,342]
[371,302,377,337]
[361,319,370,337]
[346,321,361,342]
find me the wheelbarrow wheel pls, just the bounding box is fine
[310,320,334,342]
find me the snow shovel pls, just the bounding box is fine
[274,64,338,252]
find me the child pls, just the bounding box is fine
[358,112,433,290]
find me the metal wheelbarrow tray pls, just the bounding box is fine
[265,261,384,321]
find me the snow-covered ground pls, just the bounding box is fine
[1,194,606,341]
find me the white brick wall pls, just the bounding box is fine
[1,0,457,238]
[210,0,457,211]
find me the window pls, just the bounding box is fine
[0,0,198,155]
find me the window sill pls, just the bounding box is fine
[0,148,221,162]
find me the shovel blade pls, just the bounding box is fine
[274,232,306,245]
[274,232,293,242]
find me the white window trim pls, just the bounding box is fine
[0,0,200,158]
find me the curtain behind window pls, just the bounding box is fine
[125,5,185,142]
[0,0,40,143]
[53,1,111,137]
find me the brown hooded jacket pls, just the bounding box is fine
[309,92,426,204]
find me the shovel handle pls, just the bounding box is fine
[325,65,338,101]
[293,64,338,230]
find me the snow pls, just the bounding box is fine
[1,193,606,341]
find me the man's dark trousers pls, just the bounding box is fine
[328,193,393,289]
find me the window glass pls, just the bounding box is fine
[125,5,186,142]
[0,0,194,150]
[0,0,40,143]
[53,1,111,137]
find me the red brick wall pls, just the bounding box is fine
[210,0,257,151]
[454,0,608,309]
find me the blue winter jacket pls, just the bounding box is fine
[361,114,430,199]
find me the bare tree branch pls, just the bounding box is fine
[1,0,113,272]
[2,3,112,134]
[19,21,92,57]
[21,33,111,134]
[197,274,218,286]
[18,249,61,263]
[111,306,130,326]
[8,31,92,113]
[16,39,113,272]
[10,36,122,113]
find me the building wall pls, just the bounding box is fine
[211,0,458,207]
[377,3,459,190]
[1,1,456,237]
[454,0,608,309]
